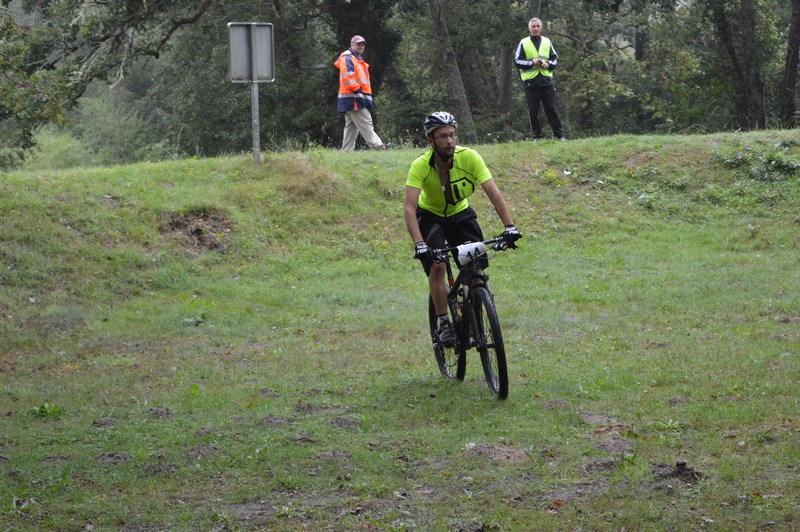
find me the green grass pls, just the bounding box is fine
[1,132,799,529]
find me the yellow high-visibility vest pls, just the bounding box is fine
[520,37,554,81]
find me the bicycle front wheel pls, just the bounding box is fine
[429,294,466,381]
[470,286,508,399]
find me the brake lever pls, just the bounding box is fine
[493,238,509,251]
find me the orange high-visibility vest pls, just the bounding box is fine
[334,50,374,112]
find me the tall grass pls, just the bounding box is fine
[1,131,799,529]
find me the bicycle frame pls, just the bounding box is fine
[433,236,505,344]
[426,235,511,398]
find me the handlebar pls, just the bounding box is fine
[428,235,512,266]
[432,235,508,255]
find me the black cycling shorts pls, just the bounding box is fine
[416,206,487,275]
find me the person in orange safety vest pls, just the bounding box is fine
[334,35,390,151]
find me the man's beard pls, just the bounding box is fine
[434,145,454,162]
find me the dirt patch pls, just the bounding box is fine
[578,409,617,426]
[315,450,352,460]
[584,458,617,473]
[97,452,129,465]
[650,461,704,483]
[464,443,529,463]
[645,340,668,348]
[186,445,218,462]
[227,487,345,525]
[163,210,232,253]
[146,407,171,419]
[542,479,610,509]
[0,350,16,374]
[294,400,347,415]
[542,399,572,409]
[142,462,179,475]
[595,436,635,454]
[330,415,360,430]
[291,433,315,443]
[92,416,117,427]
[42,454,69,464]
[625,152,655,167]
[260,414,293,428]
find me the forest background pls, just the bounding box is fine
[2,0,800,170]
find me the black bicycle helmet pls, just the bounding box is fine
[423,111,457,136]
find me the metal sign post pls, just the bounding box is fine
[228,22,275,163]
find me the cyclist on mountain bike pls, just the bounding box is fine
[404,111,522,347]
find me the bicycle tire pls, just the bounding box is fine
[428,293,466,381]
[470,286,508,399]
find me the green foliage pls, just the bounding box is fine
[17,126,99,170]
[717,137,800,181]
[5,0,800,167]
[26,403,64,419]
[0,7,68,168]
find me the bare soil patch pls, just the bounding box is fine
[595,436,635,453]
[163,210,232,253]
[542,398,572,409]
[650,460,704,483]
[260,414,293,428]
[578,409,617,426]
[97,452,129,465]
[92,416,117,427]
[330,415,360,430]
[186,445,218,462]
[142,462,179,475]
[146,407,171,419]
[464,443,529,463]
[294,400,348,415]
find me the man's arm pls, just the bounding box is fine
[403,186,424,243]
[514,39,533,70]
[545,43,559,70]
[480,179,514,227]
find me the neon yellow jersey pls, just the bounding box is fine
[405,146,493,217]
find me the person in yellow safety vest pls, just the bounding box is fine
[334,35,390,152]
[514,18,566,142]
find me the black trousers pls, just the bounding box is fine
[524,84,564,139]
[416,206,487,275]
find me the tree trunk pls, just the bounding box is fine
[534,0,549,27]
[633,0,647,61]
[780,0,800,128]
[739,0,766,129]
[707,0,765,129]
[497,0,514,113]
[427,0,476,143]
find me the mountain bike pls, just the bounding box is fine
[427,235,513,399]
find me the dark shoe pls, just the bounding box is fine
[437,316,456,347]
[378,143,392,150]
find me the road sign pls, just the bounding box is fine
[228,22,275,163]
[228,23,275,83]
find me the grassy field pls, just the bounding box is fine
[1,131,799,530]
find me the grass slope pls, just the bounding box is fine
[1,131,799,530]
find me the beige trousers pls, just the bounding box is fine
[341,108,383,151]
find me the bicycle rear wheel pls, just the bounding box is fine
[470,286,508,399]
[429,294,466,380]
